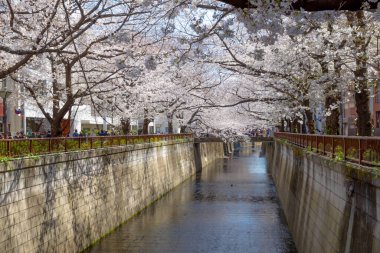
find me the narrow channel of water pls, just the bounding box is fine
[86,146,297,253]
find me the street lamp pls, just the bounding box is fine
[0,79,12,138]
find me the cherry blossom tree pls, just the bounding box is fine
[3,0,380,138]
[5,0,169,136]
[214,0,378,11]
[170,1,380,135]
[0,0,142,79]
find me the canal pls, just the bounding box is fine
[86,146,297,253]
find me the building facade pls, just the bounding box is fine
[1,78,181,137]
[342,84,380,136]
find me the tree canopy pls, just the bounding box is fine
[1,0,380,137]
[217,0,378,11]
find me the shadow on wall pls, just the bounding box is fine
[194,143,202,172]
[266,140,380,253]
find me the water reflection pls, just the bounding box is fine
[86,147,297,253]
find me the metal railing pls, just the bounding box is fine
[274,132,380,166]
[0,134,193,158]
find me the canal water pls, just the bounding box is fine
[86,146,297,253]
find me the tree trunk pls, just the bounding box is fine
[121,117,131,134]
[355,90,371,136]
[324,95,340,135]
[168,120,173,134]
[351,11,371,136]
[2,95,8,138]
[51,56,60,122]
[281,119,285,132]
[142,118,149,135]
[180,125,187,133]
[142,108,149,135]
[277,119,285,132]
[286,119,291,132]
[291,118,299,133]
[166,112,174,134]
[290,120,293,133]
[51,119,63,137]
[318,60,341,135]
[305,110,315,134]
[302,99,315,134]
[48,62,75,137]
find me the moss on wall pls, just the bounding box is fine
[266,140,380,253]
[0,141,212,253]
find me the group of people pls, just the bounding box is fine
[1,128,170,139]
[0,129,121,139]
[72,129,115,137]
[0,131,26,139]
[13,132,26,139]
[249,128,272,137]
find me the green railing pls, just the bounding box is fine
[0,134,193,158]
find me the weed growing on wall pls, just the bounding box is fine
[334,146,344,162]
[26,154,40,160]
[0,156,11,164]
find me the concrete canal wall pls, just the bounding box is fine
[0,140,224,253]
[198,142,225,167]
[234,141,253,149]
[266,140,380,253]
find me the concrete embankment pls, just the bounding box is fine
[198,142,225,167]
[0,139,224,253]
[266,140,380,253]
[234,142,253,149]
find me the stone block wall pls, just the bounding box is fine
[266,141,380,253]
[0,140,196,253]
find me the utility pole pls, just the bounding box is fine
[0,79,12,138]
